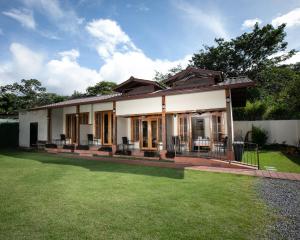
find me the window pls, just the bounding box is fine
[131,117,139,141]
[79,113,89,124]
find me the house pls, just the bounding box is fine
[19,67,254,161]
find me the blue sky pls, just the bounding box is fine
[1,0,300,94]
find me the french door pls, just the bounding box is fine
[141,116,161,150]
[94,111,113,145]
[66,114,77,143]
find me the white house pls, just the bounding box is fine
[19,67,254,161]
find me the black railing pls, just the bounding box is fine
[166,136,228,160]
[167,136,260,168]
[236,142,259,169]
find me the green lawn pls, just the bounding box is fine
[0,151,272,240]
[259,151,300,173]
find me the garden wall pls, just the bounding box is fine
[0,122,19,148]
[234,120,300,146]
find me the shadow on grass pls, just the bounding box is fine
[281,152,300,166]
[0,150,185,179]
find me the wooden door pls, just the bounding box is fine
[102,111,112,145]
[141,116,161,150]
[94,111,113,145]
[66,114,77,143]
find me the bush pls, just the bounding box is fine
[76,145,89,150]
[45,143,57,148]
[252,126,268,147]
[63,144,75,150]
[0,122,19,148]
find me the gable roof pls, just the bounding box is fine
[163,67,224,86]
[114,76,165,93]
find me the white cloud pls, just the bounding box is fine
[22,0,84,33]
[0,43,101,94]
[173,0,229,39]
[58,49,80,61]
[2,8,36,29]
[99,51,191,83]
[0,18,191,95]
[272,8,300,28]
[281,52,300,65]
[86,19,138,58]
[241,18,262,29]
[86,18,190,82]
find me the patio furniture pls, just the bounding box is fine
[193,137,211,151]
[122,137,134,151]
[213,136,228,153]
[55,134,70,145]
[87,134,100,146]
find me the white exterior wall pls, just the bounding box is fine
[234,120,300,146]
[80,124,93,144]
[93,102,113,112]
[116,97,162,116]
[117,117,129,144]
[19,110,48,147]
[51,108,63,141]
[165,90,226,112]
[62,106,76,133]
[80,104,92,124]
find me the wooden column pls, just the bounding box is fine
[162,96,167,150]
[47,108,52,143]
[76,105,80,145]
[112,101,117,151]
[225,89,233,161]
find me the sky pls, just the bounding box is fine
[0,0,300,95]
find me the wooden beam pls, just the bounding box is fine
[47,108,52,143]
[112,101,117,145]
[225,89,233,161]
[76,105,80,145]
[161,96,166,150]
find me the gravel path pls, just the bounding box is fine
[258,178,300,240]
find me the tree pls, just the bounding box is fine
[153,65,183,83]
[0,79,66,114]
[86,81,117,96]
[191,23,295,79]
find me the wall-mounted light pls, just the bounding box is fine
[226,97,231,103]
[162,104,166,110]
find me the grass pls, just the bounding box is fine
[258,151,300,173]
[0,150,273,240]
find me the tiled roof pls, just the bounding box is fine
[218,76,254,86]
[32,93,121,110]
[30,75,254,110]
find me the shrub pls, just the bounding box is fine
[252,126,268,147]
[76,145,89,150]
[45,143,57,148]
[63,144,75,150]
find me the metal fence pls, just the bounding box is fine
[167,136,260,169]
[167,136,228,160]
[237,142,260,169]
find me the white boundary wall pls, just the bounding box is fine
[234,120,300,146]
[19,110,48,147]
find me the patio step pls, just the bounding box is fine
[174,156,254,169]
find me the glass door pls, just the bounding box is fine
[102,111,112,145]
[141,116,161,150]
[94,111,113,145]
[151,119,157,148]
[142,120,148,148]
[66,114,77,143]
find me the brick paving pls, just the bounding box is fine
[187,166,300,181]
[47,152,300,181]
